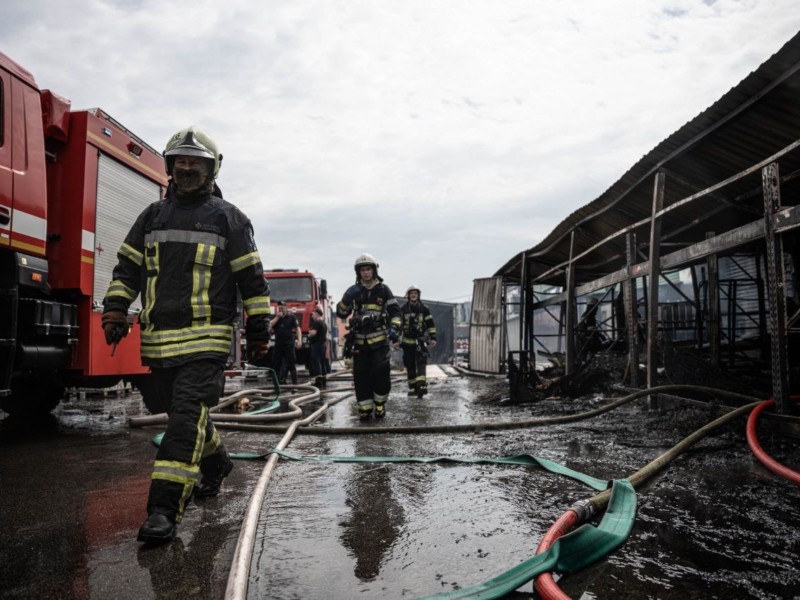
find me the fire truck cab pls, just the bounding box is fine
[0,52,167,418]
[264,269,333,369]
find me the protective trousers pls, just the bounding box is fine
[352,345,390,415]
[272,344,297,384]
[309,342,326,386]
[402,343,428,395]
[146,359,226,522]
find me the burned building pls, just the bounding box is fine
[472,32,800,413]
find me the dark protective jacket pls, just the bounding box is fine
[336,281,401,349]
[400,301,437,346]
[103,185,271,367]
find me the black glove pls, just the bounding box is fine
[388,327,399,344]
[101,310,129,345]
[246,339,269,364]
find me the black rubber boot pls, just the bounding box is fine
[195,450,233,499]
[374,404,386,418]
[137,513,176,544]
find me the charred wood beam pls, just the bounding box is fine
[530,138,800,284]
[530,203,800,310]
[661,167,764,219]
[547,168,800,280]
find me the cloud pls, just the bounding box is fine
[3,0,800,303]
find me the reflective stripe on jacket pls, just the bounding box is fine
[400,302,436,346]
[337,282,401,348]
[103,186,270,367]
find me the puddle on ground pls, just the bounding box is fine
[247,375,800,600]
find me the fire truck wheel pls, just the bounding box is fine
[1,378,64,420]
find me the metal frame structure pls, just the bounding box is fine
[492,33,800,413]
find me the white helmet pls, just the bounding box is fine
[354,253,379,270]
[353,253,382,282]
[406,285,421,297]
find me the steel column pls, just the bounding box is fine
[762,163,791,413]
[624,233,640,387]
[647,171,666,390]
[705,232,721,365]
[565,231,577,376]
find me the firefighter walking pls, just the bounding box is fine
[102,126,271,544]
[399,285,437,397]
[336,254,401,419]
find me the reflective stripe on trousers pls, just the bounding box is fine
[146,359,226,522]
[352,345,390,409]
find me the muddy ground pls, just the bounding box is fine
[1,362,799,599]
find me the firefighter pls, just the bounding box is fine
[336,253,401,419]
[101,126,271,545]
[399,285,437,397]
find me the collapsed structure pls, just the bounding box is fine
[472,33,800,413]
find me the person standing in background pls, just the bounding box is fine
[308,307,328,388]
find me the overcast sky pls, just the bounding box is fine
[3,1,800,304]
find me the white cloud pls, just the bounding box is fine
[3,0,800,302]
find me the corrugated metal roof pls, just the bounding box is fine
[496,31,800,287]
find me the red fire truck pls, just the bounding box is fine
[0,52,167,418]
[264,269,334,369]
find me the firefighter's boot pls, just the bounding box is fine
[416,381,427,398]
[195,449,234,499]
[357,400,374,421]
[374,393,388,418]
[407,381,416,397]
[137,513,176,545]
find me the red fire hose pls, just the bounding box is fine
[745,396,800,485]
[533,510,580,600]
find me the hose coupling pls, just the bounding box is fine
[569,499,596,523]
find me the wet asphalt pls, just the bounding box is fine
[1,363,800,600]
